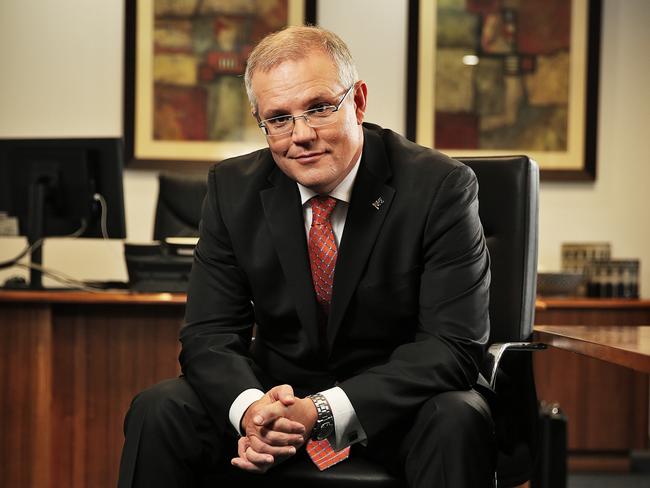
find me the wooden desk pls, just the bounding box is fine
[2,291,649,486]
[533,299,650,471]
[535,325,650,373]
[0,290,186,488]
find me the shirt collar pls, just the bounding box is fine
[297,153,362,206]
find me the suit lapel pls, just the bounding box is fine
[260,167,321,351]
[328,128,395,350]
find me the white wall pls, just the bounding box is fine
[0,0,123,137]
[318,0,408,134]
[1,0,649,296]
[538,0,650,285]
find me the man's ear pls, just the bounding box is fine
[353,81,368,125]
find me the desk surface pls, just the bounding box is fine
[534,325,650,373]
[1,289,649,308]
[535,297,650,309]
[0,289,186,305]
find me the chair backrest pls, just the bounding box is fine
[458,156,540,486]
[153,172,207,241]
[457,156,539,344]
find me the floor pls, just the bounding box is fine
[568,473,650,487]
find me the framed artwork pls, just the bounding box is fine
[406,0,602,180]
[124,0,317,168]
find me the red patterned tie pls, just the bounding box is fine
[306,438,351,471]
[306,196,351,470]
[308,196,338,317]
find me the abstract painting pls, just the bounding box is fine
[124,0,316,167]
[407,0,601,180]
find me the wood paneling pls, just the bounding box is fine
[0,304,52,488]
[2,292,650,485]
[51,305,183,488]
[0,294,184,488]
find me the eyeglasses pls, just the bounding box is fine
[257,85,355,137]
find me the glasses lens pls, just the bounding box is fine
[263,117,292,136]
[305,106,337,128]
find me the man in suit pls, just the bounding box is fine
[118,26,495,487]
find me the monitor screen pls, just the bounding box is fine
[0,138,127,288]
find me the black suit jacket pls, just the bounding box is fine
[181,123,490,442]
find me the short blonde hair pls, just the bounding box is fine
[244,25,359,110]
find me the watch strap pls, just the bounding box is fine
[308,393,335,440]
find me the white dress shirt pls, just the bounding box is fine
[229,155,367,451]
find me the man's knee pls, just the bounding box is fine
[125,378,200,435]
[120,380,227,485]
[395,390,496,487]
[415,389,494,446]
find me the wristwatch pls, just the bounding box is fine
[308,393,334,440]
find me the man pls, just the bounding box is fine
[119,26,495,487]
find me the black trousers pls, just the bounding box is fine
[118,377,495,488]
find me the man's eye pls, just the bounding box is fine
[309,104,334,116]
[268,116,291,126]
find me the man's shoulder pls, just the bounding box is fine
[362,122,466,180]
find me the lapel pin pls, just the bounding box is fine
[371,197,384,210]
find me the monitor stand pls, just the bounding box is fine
[24,178,47,289]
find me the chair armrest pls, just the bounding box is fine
[486,342,547,390]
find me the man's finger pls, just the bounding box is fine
[251,399,290,426]
[236,436,252,460]
[249,434,297,457]
[231,456,268,473]
[260,426,305,447]
[267,384,296,406]
[232,438,261,472]
[244,446,274,466]
[271,416,307,436]
[240,436,277,466]
[231,437,271,473]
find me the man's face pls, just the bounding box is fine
[250,51,367,194]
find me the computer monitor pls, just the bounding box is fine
[0,138,127,289]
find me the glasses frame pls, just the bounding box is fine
[257,84,355,137]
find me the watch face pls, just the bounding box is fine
[319,420,334,439]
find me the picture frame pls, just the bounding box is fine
[123,0,317,168]
[406,0,602,180]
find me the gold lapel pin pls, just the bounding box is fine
[371,197,384,210]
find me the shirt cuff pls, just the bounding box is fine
[320,386,367,450]
[229,388,264,435]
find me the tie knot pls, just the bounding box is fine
[311,196,337,224]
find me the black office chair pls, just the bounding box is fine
[153,172,207,240]
[204,155,541,487]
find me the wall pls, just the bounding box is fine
[0,0,649,296]
[538,0,650,285]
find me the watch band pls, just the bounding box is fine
[308,393,335,440]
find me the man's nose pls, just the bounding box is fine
[291,116,316,143]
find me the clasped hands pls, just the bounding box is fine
[231,385,318,473]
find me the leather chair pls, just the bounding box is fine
[153,172,207,240]
[203,155,541,487]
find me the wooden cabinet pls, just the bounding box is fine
[2,291,649,486]
[534,298,650,471]
[0,291,186,488]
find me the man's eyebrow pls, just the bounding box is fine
[261,92,337,119]
[262,109,290,119]
[305,92,337,106]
